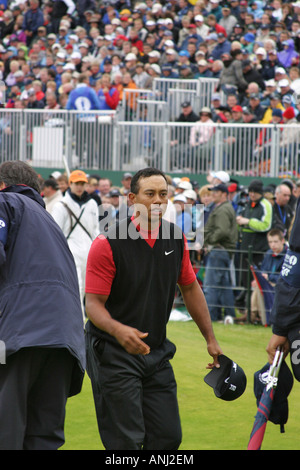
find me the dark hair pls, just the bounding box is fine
[268,228,284,240]
[130,167,167,194]
[0,161,41,193]
[43,178,58,190]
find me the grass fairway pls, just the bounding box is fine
[61,321,300,451]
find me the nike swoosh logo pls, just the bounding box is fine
[165,250,174,256]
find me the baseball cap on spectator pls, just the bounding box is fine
[148,50,161,58]
[195,14,204,21]
[123,172,132,179]
[69,170,88,184]
[269,92,281,100]
[183,189,197,201]
[249,93,260,100]
[198,59,208,66]
[179,50,190,57]
[177,180,193,190]
[166,48,176,55]
[272,108,283,118]
[232,105,243,112]
[279,79,289,88]
[109,188,121,197]
[275,67,286,75]
[150,64,161,74]
[212,93,221,101]
[173,194,187,203]
[242,106,253,115]
[181,101,191,108]
[265,79,276,87]
[243,33,255,42]
[63,63,75,71]
[228,182,238,193]
[210,170,230,183]
[206,33,218,41]
[146,20,156,26]
[248,179,263,194]
[71,51,82,60]
[283,107,295,120]
[125,53,137,61]
[282,95,292,104]
[208,184,229,193]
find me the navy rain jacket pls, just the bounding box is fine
[0,184,85,396]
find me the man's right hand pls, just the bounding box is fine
[114,323,150,356]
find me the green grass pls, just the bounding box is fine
[61,322,300,450]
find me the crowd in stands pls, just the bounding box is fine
[41,167,300,325]
[0,0,300,126]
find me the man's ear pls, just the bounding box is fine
[0,182,6,190]
[127,192,136,206]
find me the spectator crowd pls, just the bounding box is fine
[42,167,300,326]
[0,0,300,125]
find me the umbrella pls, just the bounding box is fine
[247,348,284,450]
[250,265,275,326]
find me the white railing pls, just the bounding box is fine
[0,108,299,177]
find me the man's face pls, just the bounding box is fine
[99,179,111,194]
[268,235,284,254]
[248,190,261,202]
[129,175,168,227]
[211,189,223,204]
[276,185,291,206]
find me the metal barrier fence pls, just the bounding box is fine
[0,108,300,177]
[174,245,277,325]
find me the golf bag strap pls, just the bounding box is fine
[60,201,93,240]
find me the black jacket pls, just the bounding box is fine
[0,185,85,395]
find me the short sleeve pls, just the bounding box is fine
[85,235,116,295]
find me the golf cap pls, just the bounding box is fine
[210,170,230,183]
[254,361,293,431]
[183,189,197,201]
[204,355,247,401]
[177,180,193,190]
[208,184,229,193]
[69,170,88,184]
[109,188,121,197]
[173,194,187,203]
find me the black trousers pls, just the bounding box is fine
[86,333,182,450]
[0,347,75,450]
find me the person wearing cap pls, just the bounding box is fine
[189,107,214,171]
[235,179,273,308]
[242,60,266,93]
[22,0,44,46]
[42,178,63,214]
[272,183,294,239]
[96,73,120,111]
[0,161,85,449]
[219,4,238,36]
[52,169,99,314]
[210,32,231,60]
[85,167,222,450]
[203,183,238,322]
[66,72,101,166]
[218,52,248,98]
[119,172,132,196]
[195,14,210,39]
[173,192,193,239]
[278,106,299,167]
[277,38,299,69]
